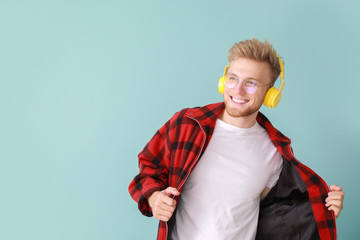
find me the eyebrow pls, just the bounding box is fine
[227,72,259,82]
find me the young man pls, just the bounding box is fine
[129,38,344,240]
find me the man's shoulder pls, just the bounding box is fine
[166,102,224,127]
[175,102,224,119]
[256,111,291,145]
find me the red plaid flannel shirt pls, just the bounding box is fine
[129,102,337,240]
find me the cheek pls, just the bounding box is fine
[223,88,231,98]
[259,88,270,100]
[244,87,256,94]
[253,91,268,104]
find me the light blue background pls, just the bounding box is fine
[0,0,359,239]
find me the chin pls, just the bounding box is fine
[224,100,261,118]
[225,107,257,118]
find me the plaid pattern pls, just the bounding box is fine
[128,102,336,240]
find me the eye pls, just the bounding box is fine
[244,80,257,87]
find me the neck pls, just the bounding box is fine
[218,110,259,128]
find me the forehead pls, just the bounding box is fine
[228,58,272,83]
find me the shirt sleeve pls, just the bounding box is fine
[128,110,181,217]
[266,152,283,188]
[128,118,173,216]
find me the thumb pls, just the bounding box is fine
[163,187,180,197]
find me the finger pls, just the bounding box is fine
[158,193,177,206]
[156,213,173,222]
[328,205,340,218]
[329,185,342,191]
[328,190,345,199]
[157,202,176,213]
[153,196,176,212]
[325,199,342,207]
[327,205,338,212]
[325,199,342,208]
[152,203,175,218]
[153,206,175,219]
[157,208,174,218]
[326,193,344,201]
[163,187,180,197]
[153,200,175,212]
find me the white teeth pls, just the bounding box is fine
[232,97,246,104]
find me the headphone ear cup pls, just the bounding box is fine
[264,87,282,108]
[218,76,226,94]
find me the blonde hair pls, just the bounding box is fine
[228,38,283,85]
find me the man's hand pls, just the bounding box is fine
[148,187,180,222]
[325,185,344,218]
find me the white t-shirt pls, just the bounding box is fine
[171,119,283,240]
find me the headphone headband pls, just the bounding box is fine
[276,54,285,93]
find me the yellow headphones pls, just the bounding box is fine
[218,55,285,108]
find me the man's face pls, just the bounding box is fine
[223,58,272,119]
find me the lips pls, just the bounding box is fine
[231,96,249,104]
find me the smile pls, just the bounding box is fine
[231,96,248,104]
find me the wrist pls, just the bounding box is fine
[148,191,160,208]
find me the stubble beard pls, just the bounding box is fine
[224,98,262,118]
[225,104,258,118]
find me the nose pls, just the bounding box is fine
[234,80,246,95]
